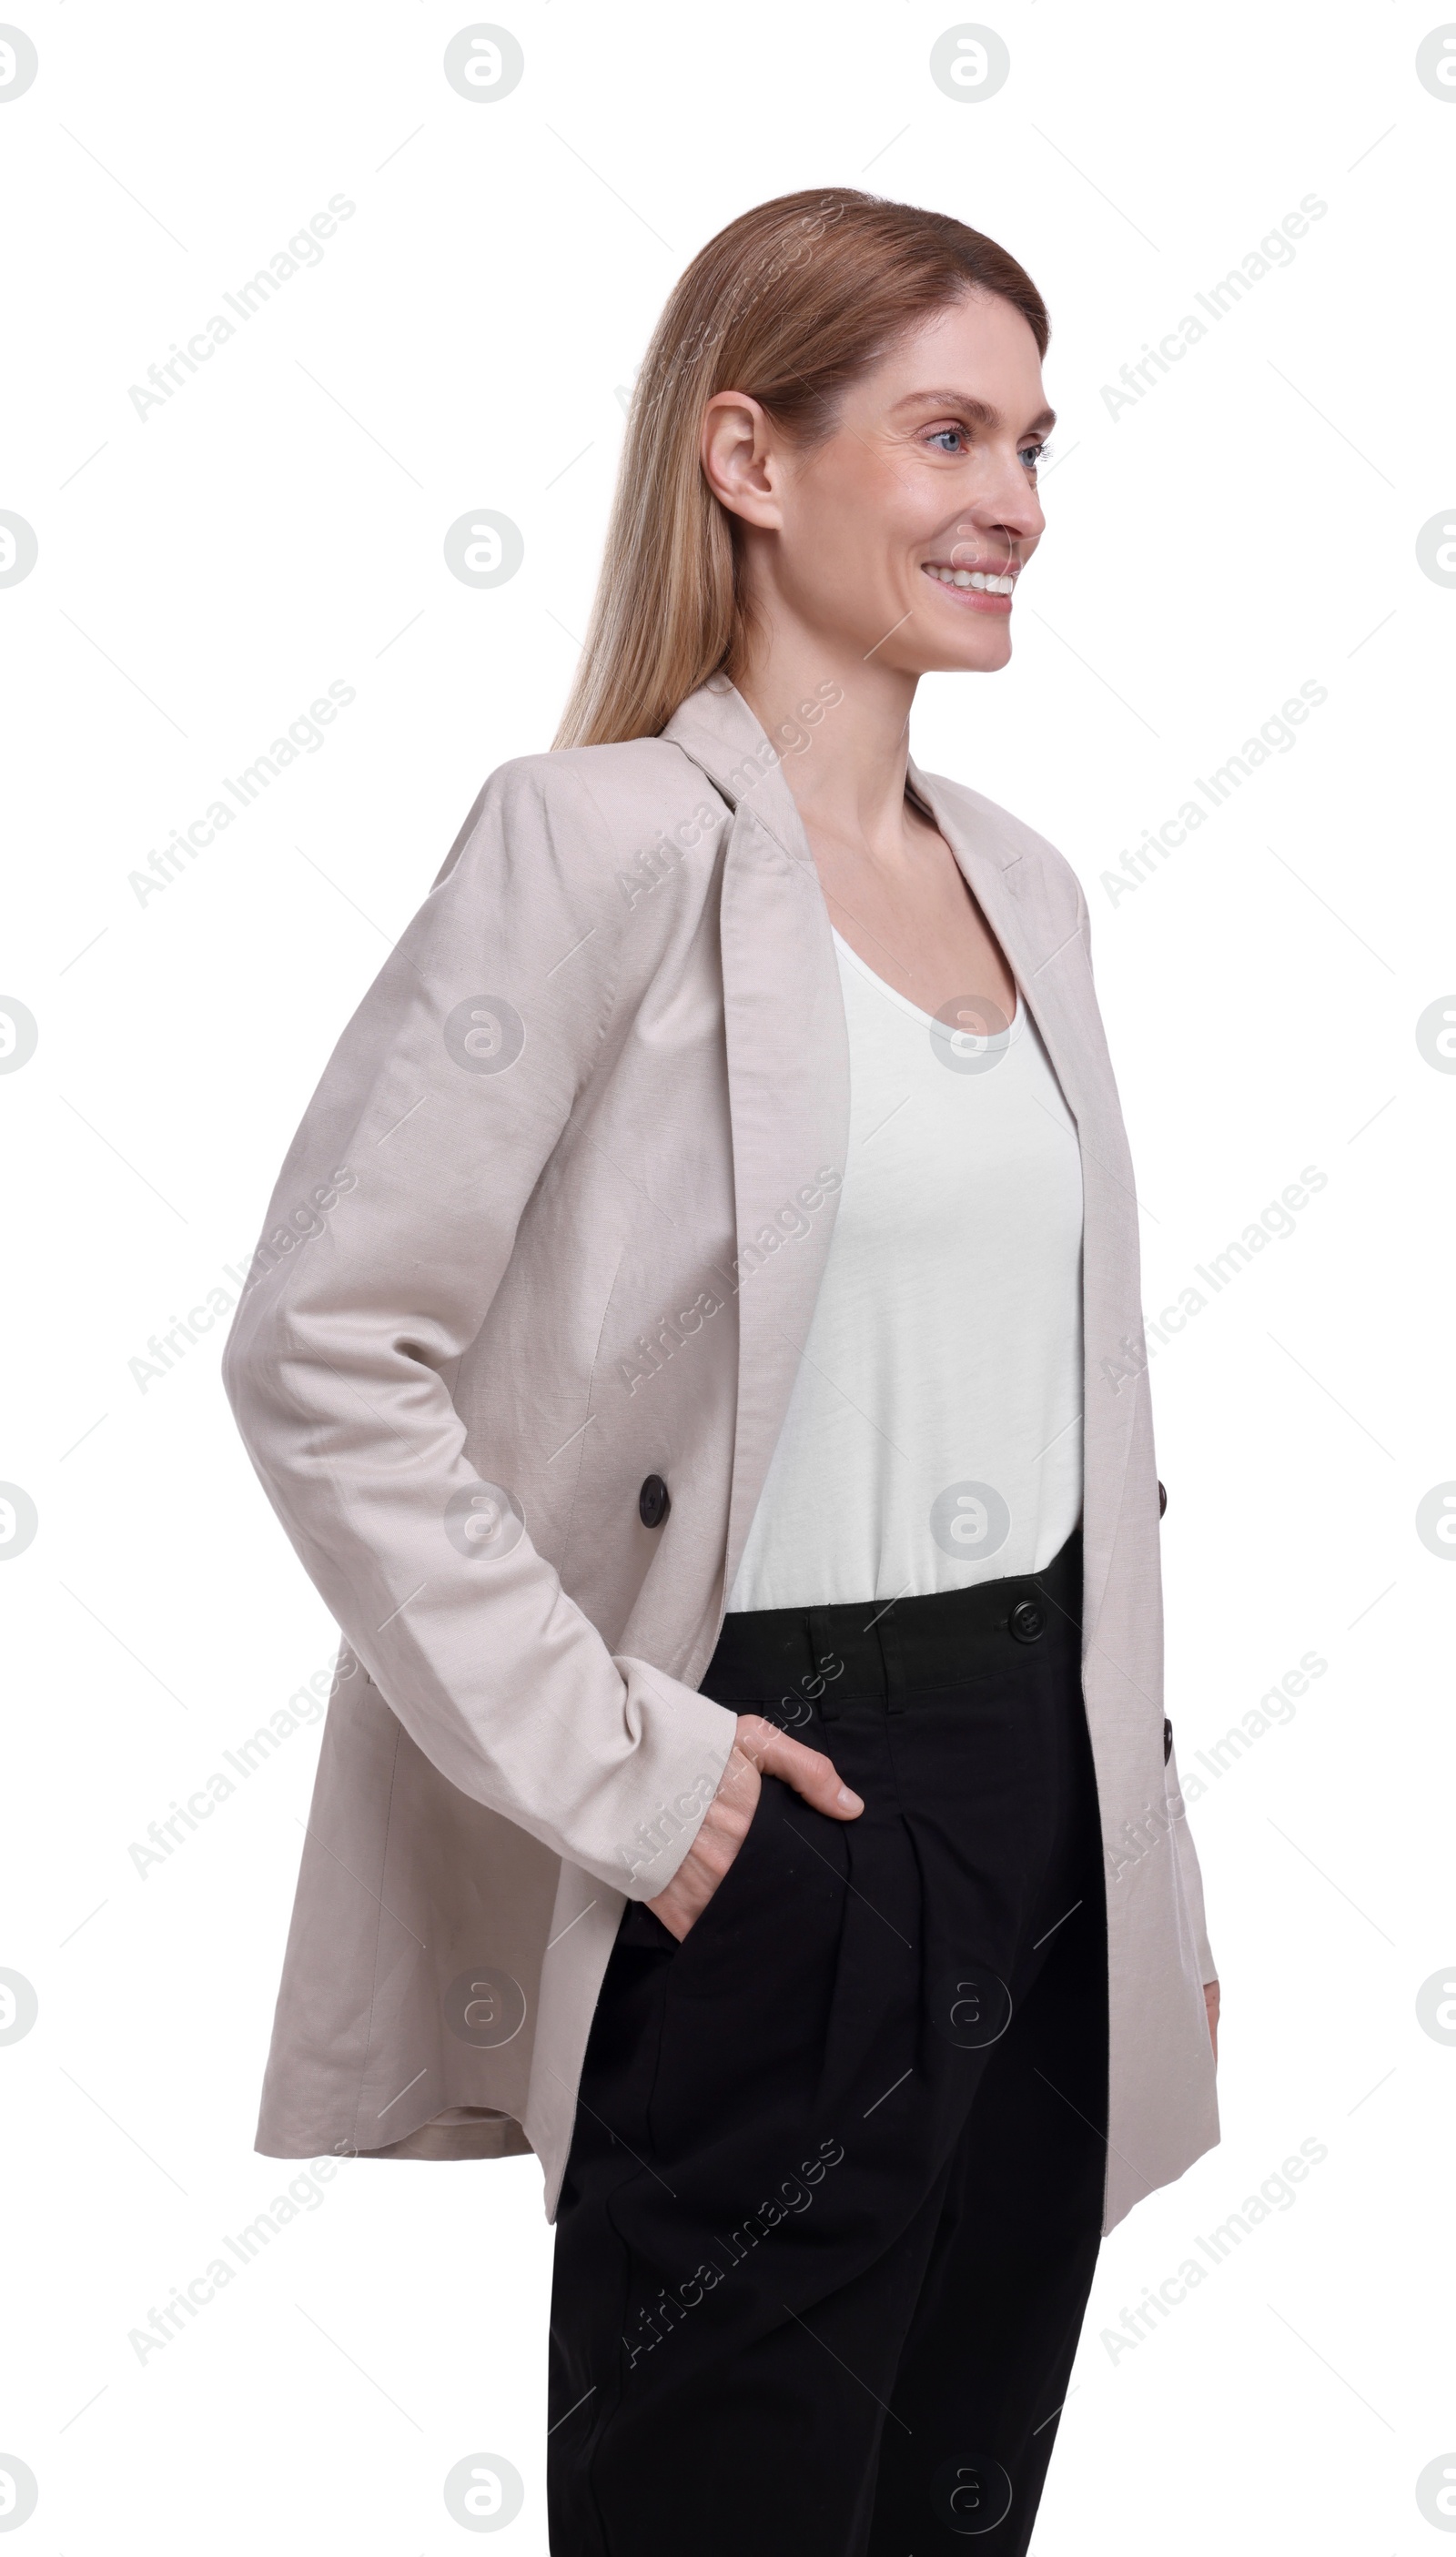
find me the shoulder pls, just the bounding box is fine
[415,739,727,996]
[440,738,724,888]
[917,768,1090,933]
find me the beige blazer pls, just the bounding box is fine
[223,676,1218,2234]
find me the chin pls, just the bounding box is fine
[919,640,1013,677]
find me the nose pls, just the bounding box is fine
[952,461,1044,566]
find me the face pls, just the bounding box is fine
[704,290,1051,678]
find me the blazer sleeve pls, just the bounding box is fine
[1166,1741,1218,1986]
[221,754,738,1899]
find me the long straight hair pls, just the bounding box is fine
[553,189,1048,750]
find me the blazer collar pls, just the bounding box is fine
[660,675,819,864]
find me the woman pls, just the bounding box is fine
[224,190,1218,2554]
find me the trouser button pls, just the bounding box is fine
[1008,1598,1045,1642]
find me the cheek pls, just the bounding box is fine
[790,458,926,607]
[870,452,954,576]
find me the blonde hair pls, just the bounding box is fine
[553,189,1048,750]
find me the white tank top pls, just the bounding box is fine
[725,930,1085,1613]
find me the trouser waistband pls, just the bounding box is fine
[701,1527,1083,1715]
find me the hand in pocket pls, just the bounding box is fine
[646,1713,864,1942]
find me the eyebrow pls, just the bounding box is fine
[894,390,1058,437]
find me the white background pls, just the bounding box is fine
[2,2,1453,2549]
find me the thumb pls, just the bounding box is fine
[743,1717,864,1820]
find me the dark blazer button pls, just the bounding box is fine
[1008,1598,1045,1643]
[1163,1716,1173,1764]
[638,1473,670,1530]
[1158,1480,1168,1518]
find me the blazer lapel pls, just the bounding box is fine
[907,758,1142,1649]
[662,682,851,1609]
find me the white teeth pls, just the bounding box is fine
[926,565,1016,594]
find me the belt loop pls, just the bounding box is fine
[805,1609,840,1723]
[875,1606,907,1714]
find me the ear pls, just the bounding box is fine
[701,390,784,531]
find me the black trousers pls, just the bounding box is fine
[549,1531,1107,2555]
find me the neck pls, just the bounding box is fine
[732,611,921,854]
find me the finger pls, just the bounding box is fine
[647,1892,688,1942]
[732,1715,845,1791]
[710,1745,763,1825]
[757,1724,863,1817]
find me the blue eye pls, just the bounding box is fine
[927,428,966,453]
[1021,441,1048,472]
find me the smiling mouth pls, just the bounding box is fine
[922,562,1018,598]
